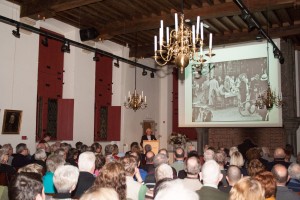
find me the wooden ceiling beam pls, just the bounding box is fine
[97,0,296,40]
[131,24,300,58]
[16,0,104,20]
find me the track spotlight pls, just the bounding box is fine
[61,41,70,53]
[150,71,155,78]
[41,36,48,47]
[114,59,119,67]
[93,51,99,62]
[256,30,263,41]
[142,69,147,76]
[273,48,280,59]
[12,25,20,38]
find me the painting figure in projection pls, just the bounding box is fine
[192,57,268,122]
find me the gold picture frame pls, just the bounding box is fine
[2,109,22,134]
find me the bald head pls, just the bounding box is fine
[186,156,201,176]
[272,164,289,185]
[226,165,242,185]
[274,148,286,159]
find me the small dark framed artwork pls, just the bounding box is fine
[2,109,22,134]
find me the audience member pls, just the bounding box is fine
[261,147,273,162]
[287,163,300,193]
[130,151,147,181]
[203,149,215,161]
[11,143,31,169]
[214,151,228,187]
[94,161,127,200]
[72,152,96,198]
[267,148,291,171]
[9,172,45,200]
[112,144,120,160]
[154,179,198,200]
[171,147,185,174]
[196,160,228,200]
[75,142,83,153]
[32,149,47,172]
[229,176,265,200]
[230,151,247,176]
[79,187,119,200]
[121,155,147,200]
[271,164,300,200]
[237,139,257,159]
[53,165,79,199]
[142,151,155,173]
[285,144,296,163]
[155,163,173,182]
[66,148,79,167]
[91,142,102,155]
[1,144,14,165]
[104,144,115,163]
[219,165,242,193]
[181,156,202,191]
[43,154,65,194]
[18,163,43,176]
[0,149,16,185]
[254,171,276,200]
[247,159,265,177]
[94,153,106,176]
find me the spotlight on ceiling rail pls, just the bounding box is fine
[142,69,147,76]
[150,71,155,78]
[114,59,119,67]
[41,36,48,47]
[61,41,70,53]
[93,51,99,62]
[12,25,20,38]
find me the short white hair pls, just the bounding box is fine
[155,163,173,182]
[154,179,198,200]
[288,163,300,180]
[34,149,47,160]
[204,149,215,161]
[201,160,221,185]
[53,165,79,193]
[78,152,96,172]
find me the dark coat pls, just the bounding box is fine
[140,135,157,147]
[72,172,95,198]
[196,186,228,200]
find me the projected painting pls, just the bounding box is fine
[191,57,269,122]
[179,41,282,127]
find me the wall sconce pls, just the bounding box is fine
[12,25,20,38]
[61,41,70,53]
[142,69,147,76]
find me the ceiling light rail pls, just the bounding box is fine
[0,15,156,73]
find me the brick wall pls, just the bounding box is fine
[208,127,286,153]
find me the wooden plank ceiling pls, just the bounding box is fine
[7,0,300,58]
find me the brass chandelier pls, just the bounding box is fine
[153,13,215,73]
[124,63,147,111]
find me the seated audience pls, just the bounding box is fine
[181,156,202,191]
[267,148,291,171]
[112,144,120,160]
[203,149,215,161]
[271,164,300,200]
[0,149,16,185]
[154,179,198,200]
[155,163,173,182]
[171,147,185,175]
[43,154,65,194]
[79,187,119,200]
[93,161,127,200]
[254,171,276,200]
[214,151,228,187]
[287,163,300,193]
[121,155,147,200]
[219,165,242,193]
[141,151,155,173]
[247,159,265,177]
[229,176,265,200]
[11,143,31,169]
[196,160,228,200]
[261,146,273,162]
[53,165,79,199]
[130,151,147,181]
[9,172,45,200]
[72,152,96,198]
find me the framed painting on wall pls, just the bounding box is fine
[2,109,22,134]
